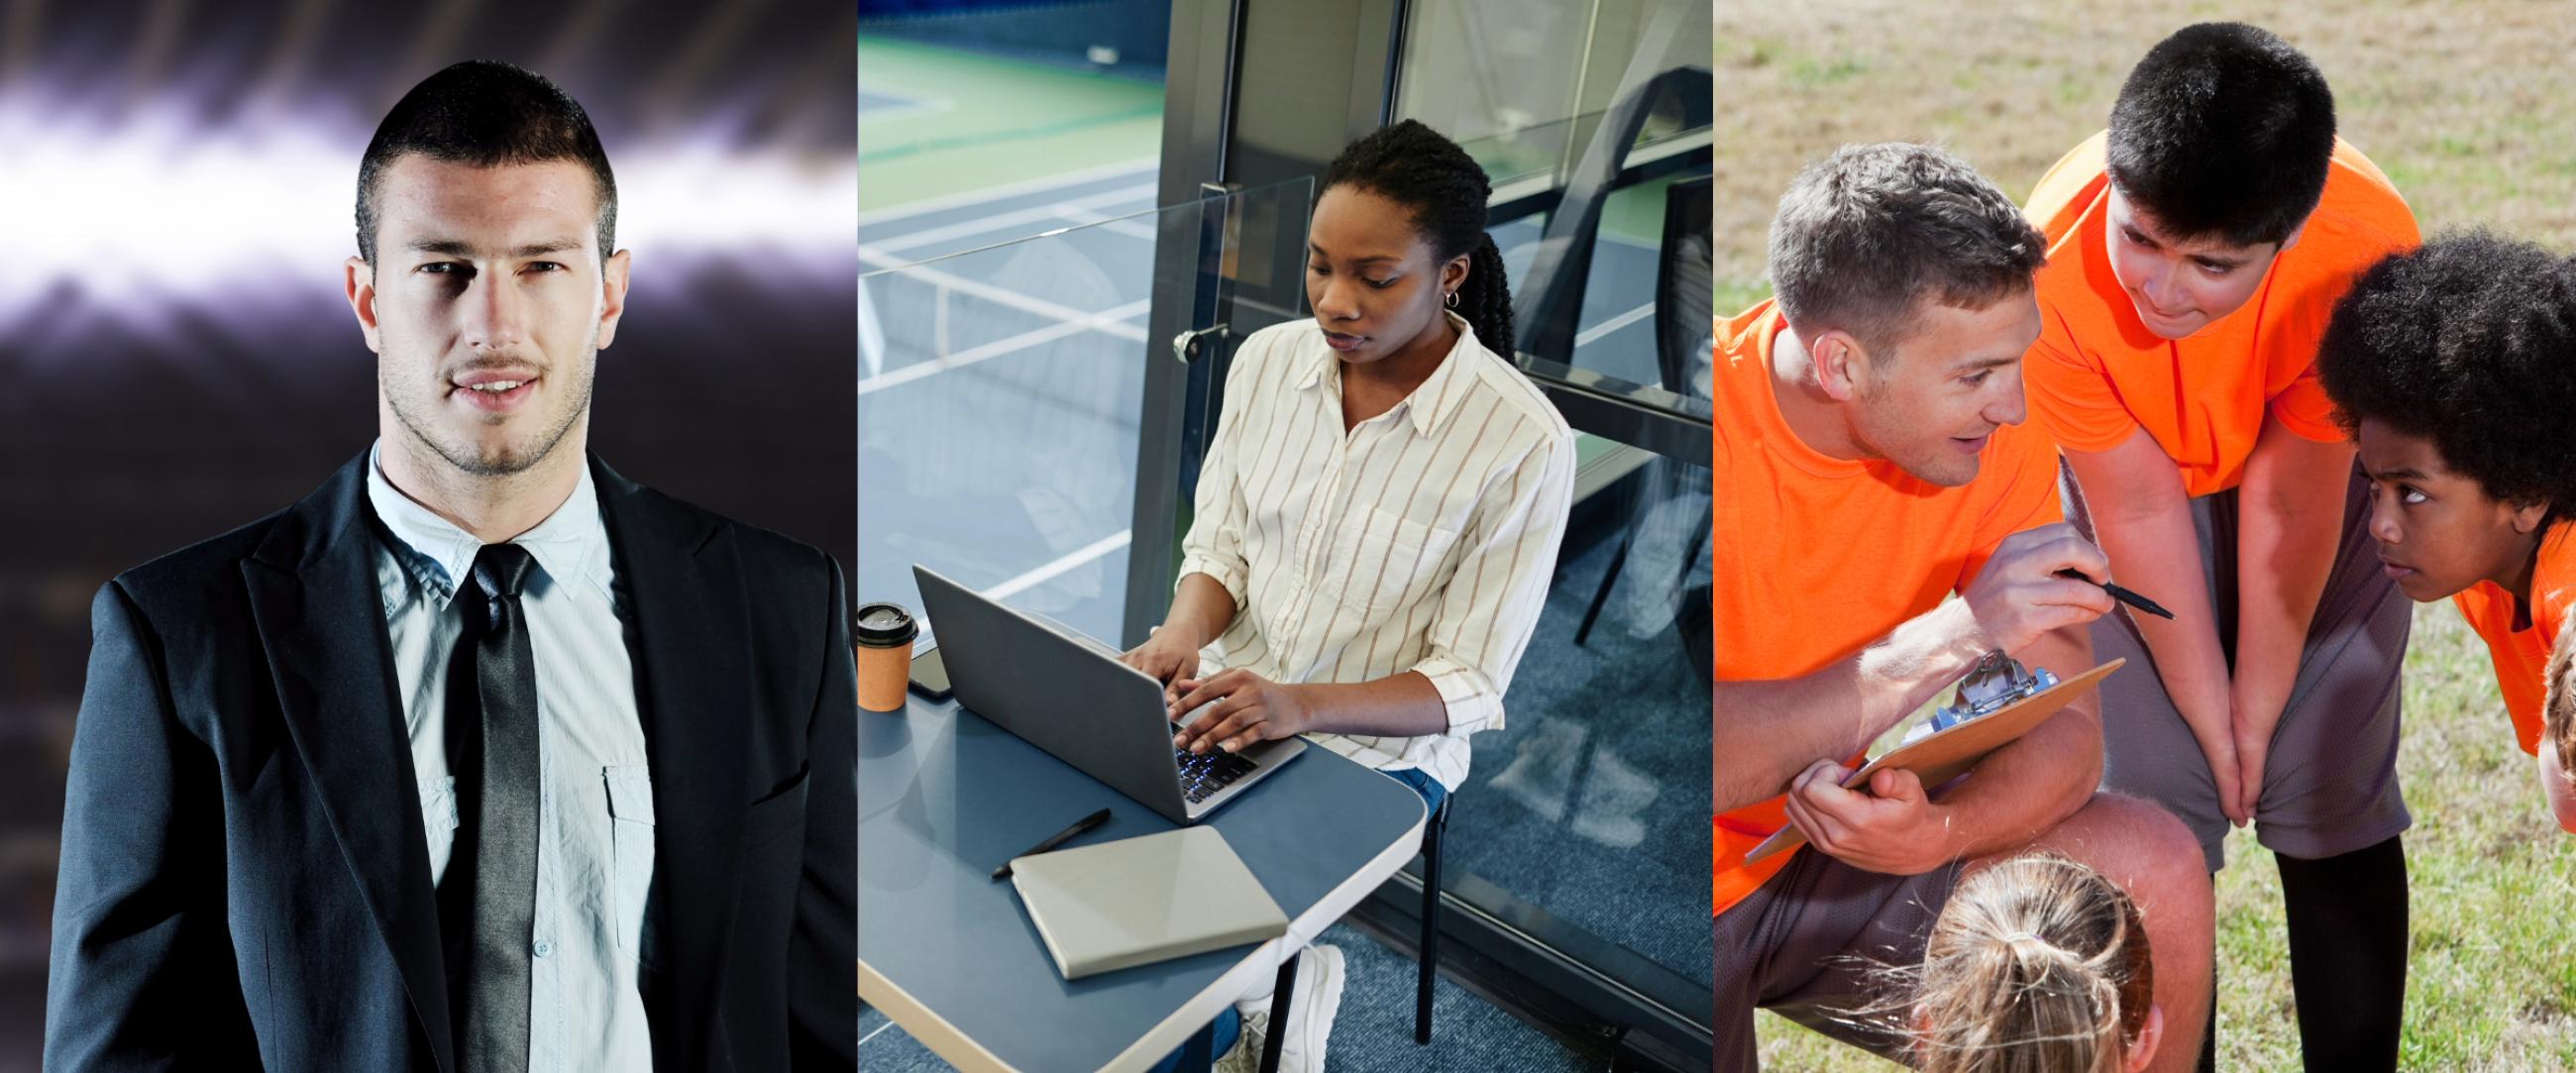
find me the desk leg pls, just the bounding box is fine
[1257,951,1301,1073]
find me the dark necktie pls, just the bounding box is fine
[443,543,541,1073]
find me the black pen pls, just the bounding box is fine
[992,807,1112,881]
[2057,569,2175,620]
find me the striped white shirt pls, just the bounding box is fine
[1178,313,1575,790]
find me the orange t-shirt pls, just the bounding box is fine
[2452,526,2576,756]
[1713,301,2066,915]
[2022,132,2419,497]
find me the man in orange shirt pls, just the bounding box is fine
[2315,233,2576,832]
[1715,142,2210,1072]
[2023,24,2421,1068]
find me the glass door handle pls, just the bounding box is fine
[1171,323,1229,365]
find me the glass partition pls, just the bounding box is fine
[856,176,1315,648]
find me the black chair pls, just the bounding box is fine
[1575,172,1712,648]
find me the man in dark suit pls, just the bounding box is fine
[44,61,856,1072]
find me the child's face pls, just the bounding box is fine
[2102,187,2296,341]
[2356,418,2549,601]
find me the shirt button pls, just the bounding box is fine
[533,941,553,958]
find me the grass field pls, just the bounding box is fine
[1717,2,2576,1068]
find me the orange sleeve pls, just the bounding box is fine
[2268,364,2345,444]
[1958,423,2068,593]
[2022,328,2135,454]
[2266,165,2422,443]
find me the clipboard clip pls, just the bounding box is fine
[1930,651,2061,732]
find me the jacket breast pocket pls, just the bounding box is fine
[604,765,659,968]
[418,776,459,880]
[1334,506,1462,615]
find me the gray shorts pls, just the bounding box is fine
[2063,461,2412,870]
[1713,847,1964,1072]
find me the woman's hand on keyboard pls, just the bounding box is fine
[1169,670,1314,755]
[1121,628,1203,700]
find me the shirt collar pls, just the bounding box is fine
[1291,310,1486,435]
[365,440,611,608]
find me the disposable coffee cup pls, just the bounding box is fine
[854,602,917,712]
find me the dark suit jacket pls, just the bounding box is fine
[45,454,857,1072]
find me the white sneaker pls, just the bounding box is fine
[1276,944,1344,1073]
[1212,1009,1267,1073]
[1219,945,1345,1073]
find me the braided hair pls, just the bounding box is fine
[1319,120,1516,359]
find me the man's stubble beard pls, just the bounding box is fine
[381,338,598,480]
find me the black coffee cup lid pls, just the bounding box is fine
[854,602,917,647]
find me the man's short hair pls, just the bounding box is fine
[2317,232,2576,521]
[1767,142,2048,358]
[356,60,616,268]
[2107,22,2335,247]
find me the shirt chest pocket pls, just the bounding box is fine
[605,766,660,969]
[1330,505,1464,615]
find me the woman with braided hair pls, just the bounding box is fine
[1125,118,1575,1072]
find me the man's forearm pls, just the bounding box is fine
[1716,599,1989,812]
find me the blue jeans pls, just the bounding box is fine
[1148,766,1446,1071]
[1380,765,1449,816]
[1148,1007,1240,1073]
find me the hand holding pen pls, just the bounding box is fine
[2054,569,2175,620]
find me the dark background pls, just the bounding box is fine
[0,1,856,1062]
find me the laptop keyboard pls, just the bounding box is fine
[1175,747,1259,804]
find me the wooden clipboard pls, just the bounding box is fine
[1743,658,2125,865]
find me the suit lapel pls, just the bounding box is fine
[241,454,455,1073]
[593,457,751,1071]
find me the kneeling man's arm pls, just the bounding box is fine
[1776,621,2101,875]
[1716,524,2113,814]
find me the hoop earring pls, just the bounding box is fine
[1444,290,1459,310]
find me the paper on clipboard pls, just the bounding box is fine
[1743,658,2125,865]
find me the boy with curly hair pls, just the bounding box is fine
[2317,232,2576,831]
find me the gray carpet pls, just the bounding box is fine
[856,921,1601,1070]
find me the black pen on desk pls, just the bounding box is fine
[2057,569,2175,620]
[992,807,1113,881]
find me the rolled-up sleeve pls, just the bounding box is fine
[1175,350,1256,608]
[1409,424,1577,735]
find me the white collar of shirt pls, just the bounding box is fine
[1292,310,1488,437]
[364,441,614,611]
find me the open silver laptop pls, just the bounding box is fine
[913,565,1305,823]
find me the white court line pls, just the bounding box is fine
[1574,301,1658,348]
[856,1019,900,1049]
[856,158,1157,228]
[868,182,1156,255]
[856,298,1152,396]
[984,529,1133,602]
[857,248,1150,342]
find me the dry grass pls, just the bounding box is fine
[1721,3,2576,1067]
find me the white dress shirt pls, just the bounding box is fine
[1179,314,1576,790]
[366,443,655,1071]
